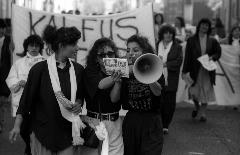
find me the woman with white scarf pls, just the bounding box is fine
[157,25,183,134]
[9,27,85,155]
[6,34,45,155]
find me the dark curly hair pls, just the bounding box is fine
[195,18,212,36]
[86,37,118,67]
[158,24,176,43]
[42,25,57,45]
[127,35,155,54]
[51,27,81,53]
[228,26,240,44]
[17,34,44,57]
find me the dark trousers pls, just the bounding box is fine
[20,116,32,155]
[122,111,163,155]
[161,91,177,129]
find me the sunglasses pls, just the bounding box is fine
[97,52,115,58]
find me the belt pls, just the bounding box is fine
[87,111,119,121]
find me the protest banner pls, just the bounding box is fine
[12,4,155,67]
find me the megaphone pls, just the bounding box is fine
[133,53,163,84]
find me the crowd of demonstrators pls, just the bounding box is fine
[182,18,222,122]
[0,18,12,134]
[157,24,183,134]
[6,35,45,155]
[2,11,239,155]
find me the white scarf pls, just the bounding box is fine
[47,54,85,145]
[158,41,173,86]
[26,52,45,67]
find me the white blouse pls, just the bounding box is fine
[6,54,44,117]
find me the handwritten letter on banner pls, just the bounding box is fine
[12,4,155,66]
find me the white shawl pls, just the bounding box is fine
[47,54,85,145]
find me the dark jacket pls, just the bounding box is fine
[157,41,183,92]
[17,60,84,152]
[182,35,221,86]
[164,42,183,92]
[0,35,11,97]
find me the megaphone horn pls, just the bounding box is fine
[133,53,163,84]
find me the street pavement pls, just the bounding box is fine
[0,103,240,155]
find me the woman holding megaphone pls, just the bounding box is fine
[121,35,165,155]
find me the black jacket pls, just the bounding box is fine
[17,60,84,152]
[0,35,11,97]
[182,35,221,86]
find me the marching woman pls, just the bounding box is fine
[121,35,164,155]
[9,27,85,155]
[82,37,124,155]
[182,18,221,122]
[6,34,45,155]
[157,24,183,134]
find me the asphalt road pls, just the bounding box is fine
[1,104,240,155]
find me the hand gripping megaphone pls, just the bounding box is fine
[133,53,163,84]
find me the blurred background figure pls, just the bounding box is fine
[174,16,186,43]
[157,24,183,134]
[220,26,240,47]
[0,18,11,133]
[154,13,165,43]
[211,17,226,41]
[182,18,221,122]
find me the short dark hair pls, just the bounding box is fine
[17,34,44,57]
[42,25,57,44]
[158,24,176,42]
[51,27,81,52]
[195,18,212,36]
[154,13,164,25]
[0,18,6,28]
[127,35,154,54]
[176,16,185,27]
[86,37,118,67]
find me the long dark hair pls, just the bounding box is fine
[154,13,164,25]
[86,38,118,67]
[17,34,44,57]
[127,35,155,54]
[228,26,240,44]
[195,18,212,36]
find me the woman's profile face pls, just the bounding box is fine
[61,42,79,59]
[126,41,143,65]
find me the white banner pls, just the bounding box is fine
[12,4,155,66]
[177,44,240,106]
